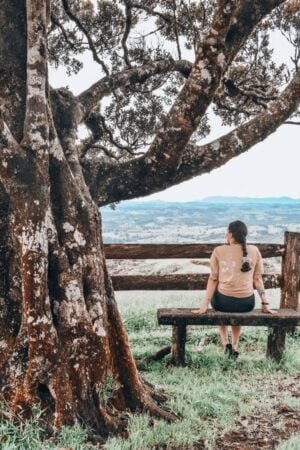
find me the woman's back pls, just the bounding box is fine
[210,244,264,298]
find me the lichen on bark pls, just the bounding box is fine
[0,0,299,441]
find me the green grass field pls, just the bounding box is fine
[0,290,299,449]
[105,290,300,449]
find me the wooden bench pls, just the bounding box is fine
[104,231,300,366]
[157,308,300,365]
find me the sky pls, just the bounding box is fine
[49,18,300,202]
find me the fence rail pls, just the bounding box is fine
[110,273,282,291]
[104,232,300,312]
[104,243,285,259]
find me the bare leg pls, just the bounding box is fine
[231,326,242,351]
[218,325,228,348]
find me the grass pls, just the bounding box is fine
[105,290,300,449]
[0,289,299,449]
[277,435,300,449]
[0,406,89,449]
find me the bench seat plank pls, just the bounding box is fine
[157,308,300,326]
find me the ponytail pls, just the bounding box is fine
[241,240,251,272]
[228,220,251,273]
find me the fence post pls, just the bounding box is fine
[280,231,300,311]
[280,232,300,336]
[171,325,187,367]
[266,326,287,362]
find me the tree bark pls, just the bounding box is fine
[280,231,300,311]
[280,231,300,334]
[83,70,300,206]
[171,325,187,367]
[0,0,177,437]
[104,243,285,259]
[266,326,287,362]
[110,273,281,291]
[0,0,299,440]
[0,0,27,141]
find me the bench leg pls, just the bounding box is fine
[266,326,286,362]
[171,325,187,367]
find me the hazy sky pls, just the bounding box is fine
[49,21,300,202]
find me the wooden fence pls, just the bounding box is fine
[104,231,300,311]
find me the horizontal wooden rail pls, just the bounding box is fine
[111,273,282,291]
[157,308,300,326]
[104,243,285,259]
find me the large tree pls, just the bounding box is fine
[0,0,299,440]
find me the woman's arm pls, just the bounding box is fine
[192,276,218,314]
[253,248,275,314]
[253,274,275,314]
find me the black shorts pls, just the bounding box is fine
[211,289,255,313]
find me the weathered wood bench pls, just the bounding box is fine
[104,231,300,366]
[157,308,300,365]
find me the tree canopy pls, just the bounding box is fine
[46,0,300,206]
[0,0,299,437]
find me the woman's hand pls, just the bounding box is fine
[261,304,276,314]
[191,304,208,315]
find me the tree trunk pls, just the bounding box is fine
[0,0,176,438]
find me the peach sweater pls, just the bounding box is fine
[209,243,264,298]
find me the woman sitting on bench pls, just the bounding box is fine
[192,220,274,358]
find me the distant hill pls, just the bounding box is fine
[101,196,300,244]
[200,196,300,204]
[104,196,300,209]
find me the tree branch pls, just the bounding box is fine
[171,0,182,60]
[83,71,300,206]
[223,78,278,108]
[77,59,192,121]
[50,12,76,50]
[61,0,110,75]
[131,3,172,24]
[121,1,133,68]
[283,120,300,125]
[170,72,300,186]
[100,1,236,177]
[22,0,49,153]
[77,0,286,123]
[81,0,289,205]
[223,0,286,68]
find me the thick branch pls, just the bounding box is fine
[81,1,287,178]
[223,0,286,68]
[121,1,133,68]
[107,1,236,177]
[170,71,300,185]
[77,0,286,123]
[22,0,49,153]
[83,71,300,206]
[77,59,192,121]
[79,0,289,204]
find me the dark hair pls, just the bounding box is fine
[228,220,251,272]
